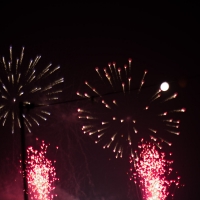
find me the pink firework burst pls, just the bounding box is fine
[129,140,181,200]
[26,141,58,200]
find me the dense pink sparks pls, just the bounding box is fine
[130,141,180,200]
[26,141,58,200]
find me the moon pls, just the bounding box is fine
[160,82,169,91]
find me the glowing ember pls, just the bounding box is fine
[26,141,58,200]
[129,140,181,200]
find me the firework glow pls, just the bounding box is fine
[129,140,181,200]
[25,141,58,200]
[77,59,185,158]
[0,46,64,133]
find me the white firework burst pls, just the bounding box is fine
[0,46,64,133]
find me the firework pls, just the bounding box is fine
[25,140,58,200]
[0,46,64,133]
[77,59,185,158]
[129,140,181,200]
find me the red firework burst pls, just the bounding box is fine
[77,59,185,158]
[129,140,181,200]
[25,141,58,200]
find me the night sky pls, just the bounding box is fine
[0,2,200,200]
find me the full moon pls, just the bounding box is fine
[160,82,169,91]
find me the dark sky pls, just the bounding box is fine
[0,2,200,200]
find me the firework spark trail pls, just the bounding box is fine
[0,46,64,133]
[77,59,185,158]
[25,140,58,200]
[58,133,94,198]
[53,105,95,199]
[129,140,181,200]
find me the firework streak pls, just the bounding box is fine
[0,46,64,133]
[26,141,58,200]
[129,140,181,200]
